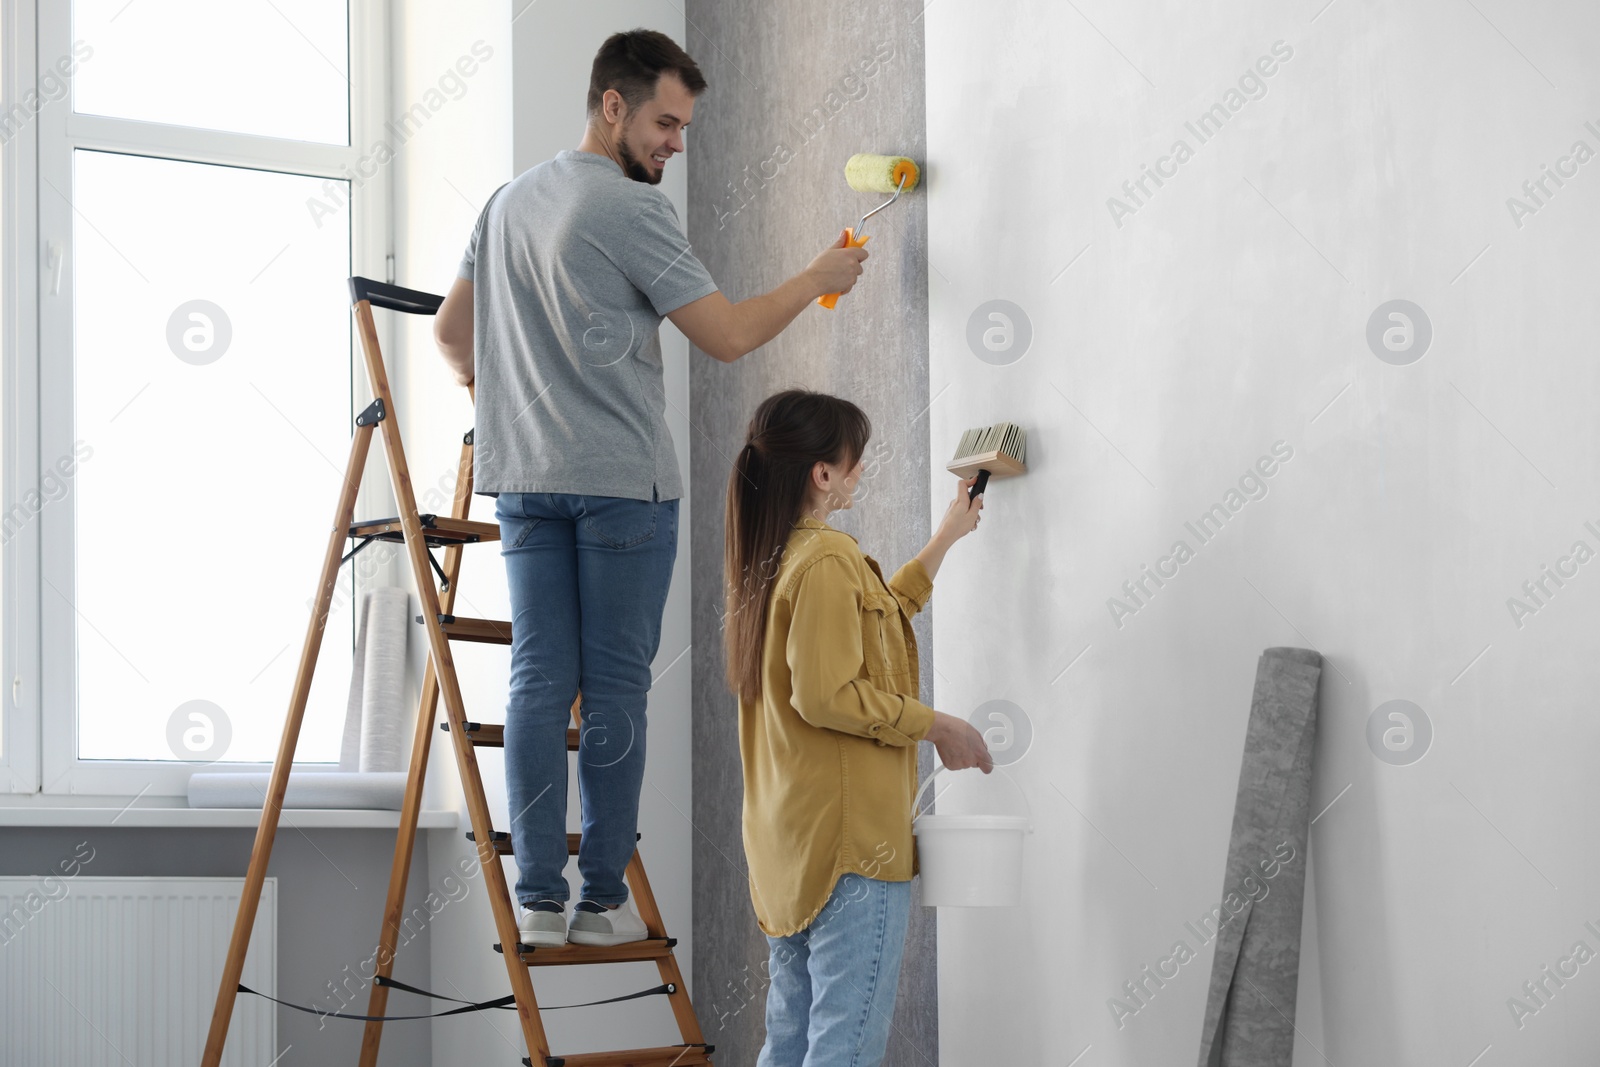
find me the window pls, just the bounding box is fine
[0,0,25,791]
[9,0,391,797]
[1,0,46,794]
[70,0,351,145]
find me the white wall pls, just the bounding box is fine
[388,4,515,1062]
[390,3,696,1063]
[925,1,1600,1065]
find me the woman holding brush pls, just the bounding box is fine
[723,388,994,1066]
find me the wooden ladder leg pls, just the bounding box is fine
[625,848,713,1062]
[358,435,478,1067]
[201,424,377,1067]
[355,633,444,1064]
[354,301,553,1064]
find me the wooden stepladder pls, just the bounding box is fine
[201,277,713,1067]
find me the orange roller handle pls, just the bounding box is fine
[817,227,871,310]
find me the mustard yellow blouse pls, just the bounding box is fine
[737,515,936,937]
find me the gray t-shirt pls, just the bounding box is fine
[458,149,718,502]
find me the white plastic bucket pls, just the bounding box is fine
[911,765,1032,907]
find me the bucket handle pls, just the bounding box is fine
[912,763,1034,833]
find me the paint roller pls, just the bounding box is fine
[817,153,922,309]
[947,421,1028,502]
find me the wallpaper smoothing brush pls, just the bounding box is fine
[817,153,922,309]
[947,421,1028,502]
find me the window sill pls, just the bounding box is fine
[0,804,461,830]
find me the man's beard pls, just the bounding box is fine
[617,137,662,186]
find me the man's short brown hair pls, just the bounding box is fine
[587,28,708,120]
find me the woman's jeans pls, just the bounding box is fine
[757,874,913,1067]
[495,490,678,908]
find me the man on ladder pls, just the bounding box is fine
[431,28,871,950]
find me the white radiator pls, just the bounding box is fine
[0,875,276,1067]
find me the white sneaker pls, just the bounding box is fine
[566,899,648,946]
[518,900,567,947]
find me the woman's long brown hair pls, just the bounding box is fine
[724,389,871,704]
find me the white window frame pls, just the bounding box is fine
[0,0,42,794]
[17,0,392,799]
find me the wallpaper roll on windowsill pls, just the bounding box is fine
[187,770,409,810]
[353,586,413,773]
[1196,646,1323,1067]
[337,593,366,772]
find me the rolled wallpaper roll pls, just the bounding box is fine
[337,593,366,771]
[353,586,413,773]
[188,770,409,810]
[1196,647,1322,1067]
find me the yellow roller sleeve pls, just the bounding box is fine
[843,154,921,194]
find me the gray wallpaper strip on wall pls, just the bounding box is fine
[682,2,936,1064]
[1196,648,1323,1067]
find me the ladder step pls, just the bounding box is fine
[350,514,499,545]
[417,613,513,644]
[522,1045,715,1067]
[466,830,640,857]
[441,722,579,751]
[463,829,516,854]
[494,939,678,966]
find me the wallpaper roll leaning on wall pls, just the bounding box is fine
[1196,647,1322,1067]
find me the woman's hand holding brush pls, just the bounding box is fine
[914,475,984,581]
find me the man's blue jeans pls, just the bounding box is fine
[756,873,914,1067]
[494,489,678,908]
